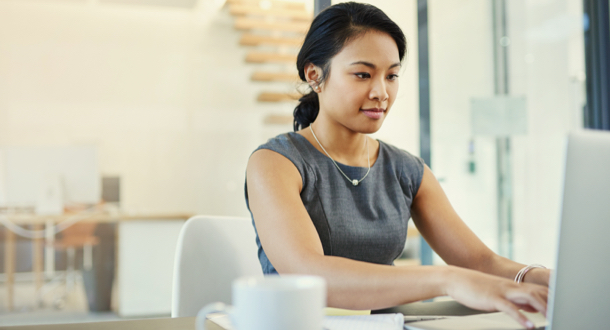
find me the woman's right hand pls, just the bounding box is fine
[443,266,549,329]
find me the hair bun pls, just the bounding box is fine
[293,91,319,131]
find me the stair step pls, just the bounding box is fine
[252,71,300,82]
[246,52,297,64]
[229,3,312,21]
[234,17,309,33]
[263,114,294,125]
[258,92,301,102]
[240,33,304,47]
[226,0,306,11]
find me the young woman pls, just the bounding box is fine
[245,2,550,329]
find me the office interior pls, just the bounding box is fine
[0,0,607,327]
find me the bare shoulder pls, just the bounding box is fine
[247,149,303,193]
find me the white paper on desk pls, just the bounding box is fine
[208,313,405,330]
[404,312,547,330]
[325,313,404,330]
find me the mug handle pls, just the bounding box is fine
[195,302,233,330]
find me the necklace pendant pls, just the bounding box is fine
[352,179,359,186]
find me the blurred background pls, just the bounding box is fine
[0,0,606,326]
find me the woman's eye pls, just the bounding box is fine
[387,74,399,80]
[355,73,371,79]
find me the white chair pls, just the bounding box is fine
[171,215,264,317]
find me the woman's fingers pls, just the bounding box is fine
[497,284,548,329]
[529,289,548,317]
[516,305,538,313]
[495,300,536,329]
[446,267,550,328]
[507,285,548,317]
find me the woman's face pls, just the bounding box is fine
[316,30,401,134]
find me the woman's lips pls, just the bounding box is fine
[360,108,385,119]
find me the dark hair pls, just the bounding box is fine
[293,2,407,131]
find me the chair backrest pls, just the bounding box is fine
[171,215,263,317]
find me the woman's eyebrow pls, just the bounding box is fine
[349,61,402,69]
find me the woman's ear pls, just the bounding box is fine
[304,63,323,92]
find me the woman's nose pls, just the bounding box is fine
[370,78,389,102]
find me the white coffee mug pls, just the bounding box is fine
[196,275,326,330]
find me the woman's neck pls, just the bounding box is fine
[303,118,371,167]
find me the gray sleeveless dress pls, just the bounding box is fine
[244,132,425,274]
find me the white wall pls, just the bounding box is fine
[0,0,420,217]
[0,0,293,216]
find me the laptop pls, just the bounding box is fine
[404,130,610,330]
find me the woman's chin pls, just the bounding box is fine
[359,123,384,134]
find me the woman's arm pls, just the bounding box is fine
[410,164,551,287]
[247,150,547,328]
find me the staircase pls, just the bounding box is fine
[226,0,312,125]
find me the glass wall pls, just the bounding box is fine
[427,0,585,267]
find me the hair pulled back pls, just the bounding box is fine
[293,2,407,131]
